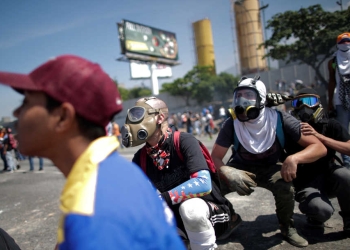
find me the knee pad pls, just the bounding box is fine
[179,198,212,232]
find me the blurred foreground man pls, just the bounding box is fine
[0,55,184,250]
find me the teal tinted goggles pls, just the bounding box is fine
[291,95,320,109]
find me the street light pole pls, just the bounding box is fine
[336,0,343,11]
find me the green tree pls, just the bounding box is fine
[214,72,240,102]
[128,86,152,99]
[262,4,350,84]
[118,85,130,101]
[161,77,191,104]
[161,65,215,105]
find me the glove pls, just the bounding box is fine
[266,93,293,107]
[219,166,257,196]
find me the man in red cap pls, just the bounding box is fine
[0,55,185,250]
[328,32,350,168]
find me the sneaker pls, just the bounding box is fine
[280,225,308,248]
[216,214,242,241]
[307,217,324,228]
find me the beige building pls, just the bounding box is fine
[233,0,267,74]
[192,18,216,74]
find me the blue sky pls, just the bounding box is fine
[0,0,348,119]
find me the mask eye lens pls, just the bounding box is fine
[128,107,146,122]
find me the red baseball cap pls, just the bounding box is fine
[0,55,123,127]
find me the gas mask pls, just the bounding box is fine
[290,94,324,123]
[231,76,264,122]
[121,97,168,147]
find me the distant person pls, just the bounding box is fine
[0,55,184,250]
[0,126,9,171]
[29,156,43,171]
[112,122,124,149]
[219,106,226,120]
[2,128,18,173]
[328,32,350,168]
[204,109,213,140]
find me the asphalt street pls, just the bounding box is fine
[0,134,349,250]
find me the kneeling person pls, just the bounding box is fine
[211,77,327,248]
[289,88,350,237]
[122,97,241,250]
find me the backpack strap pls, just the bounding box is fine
[173,131,184,161]
[332,56,336,70]
[276,110,285,148]
[233,110,285,150]
[140,146,147,174]
[233,127,239,152]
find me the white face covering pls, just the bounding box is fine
[336,43,350,75]
[233,78,278,154]
[337,43,350,52]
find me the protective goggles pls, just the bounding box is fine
[291,94,320,109]
[232,86,260,108]
[126,106,160,123]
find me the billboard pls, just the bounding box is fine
[122,20,179,61]
[130,62,172,79]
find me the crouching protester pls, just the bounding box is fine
[211,76,327,248]
[287,88,350,237]
[121,97,241,250]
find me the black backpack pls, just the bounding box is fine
[0,228,21,250]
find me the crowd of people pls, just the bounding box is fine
[167,106,227,140]
[0,32,349,249]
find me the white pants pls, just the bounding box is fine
[179,198,217,250]
[5,150,16,171]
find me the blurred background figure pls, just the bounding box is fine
[0,126,9,171]
[112,122,124,149]
[219,106,226,121]
[29,156,43,171]
[2,128,18,173]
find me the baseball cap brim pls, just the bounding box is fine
[0,72,41,92]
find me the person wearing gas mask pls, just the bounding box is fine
[328,32,350,168]
[211,76,327,248]
[287,88,350,237]
[121,97,241,250]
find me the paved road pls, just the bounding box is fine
[0,134,349,249]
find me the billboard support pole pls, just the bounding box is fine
[150,63,159,95]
